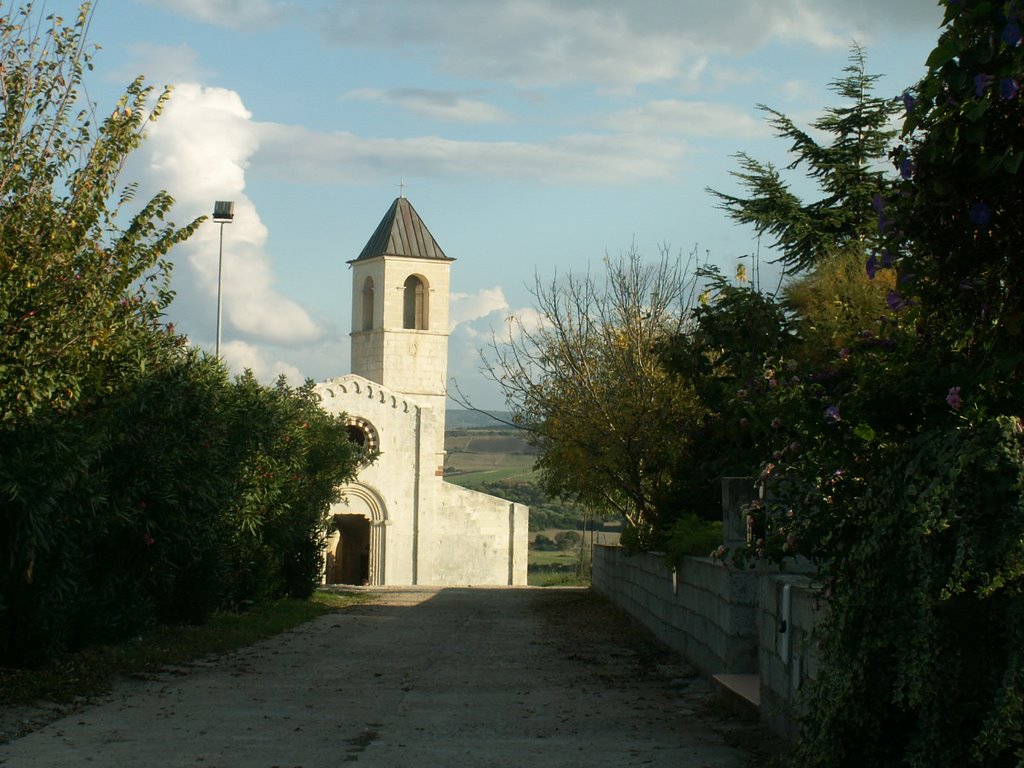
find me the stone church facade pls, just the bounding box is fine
[315,197,529,586]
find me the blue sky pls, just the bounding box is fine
[64,0,946,407]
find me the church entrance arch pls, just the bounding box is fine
[327,515,370,585]
[323,483,388,586]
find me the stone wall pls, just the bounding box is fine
[592,546,822,738]
[758,574,821,739]
[591,546,759,674]
[420,482,529,586]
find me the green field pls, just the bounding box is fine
[449,464,537,486]
[444,428,538,485]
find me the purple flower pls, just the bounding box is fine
[946,386,963,411]
[871,194,886,215]
[866,254,879,279]
[886,289,907,311]
[1000,77,1020,100]
[969,202,992,226]
[975,73,995,97]
[899,157,914,180]
[839,348,850,360]
[901,91,916,115]
[880,250,895,268]
[1002,21,1022,47]
[824,405,841,423]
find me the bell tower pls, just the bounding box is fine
[349,196,453,465]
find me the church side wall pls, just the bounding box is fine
[418,482,529,586]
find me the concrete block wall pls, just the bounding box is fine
[758,574,822,739]
[592,545,826,740]
[591,546,759,675]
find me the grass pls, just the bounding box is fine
[528,547,590,587]
[529,549,580,567]
[0,590,369,708]
[449,465,538,485]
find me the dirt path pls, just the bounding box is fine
[0,587,768,767]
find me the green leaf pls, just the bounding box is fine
[926,37,961,69]
[853,422,877,443]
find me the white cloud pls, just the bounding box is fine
[444,302,552,410]
[507,306,547,337]
[144,0,291,29]
[148,0,940,91]
[220,340,304,384]
[312,0,941,88]
[343,88,512,124]
[780,79,819,103]
[450,288,509,332]
[113,43,208,86]
[131,83,324,351]
[253,123,686,185]
[602,100,768,139]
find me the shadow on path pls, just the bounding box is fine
[0,587,774,767]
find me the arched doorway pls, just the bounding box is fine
[326,514,371,585]
[323,483,388,585]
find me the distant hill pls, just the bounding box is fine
[445,408,519,430]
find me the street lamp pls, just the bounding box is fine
[212,201,234,359]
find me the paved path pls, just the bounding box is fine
[0,588,764,767]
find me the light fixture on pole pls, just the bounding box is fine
[212,201,234,359]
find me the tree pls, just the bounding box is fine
[0,5,363,664]
[485,247,707,541]
[722,9,1024,764]
[708,44,900,276]
[656,48,903,537]
[0,3,206,662]
[0,4,201,423]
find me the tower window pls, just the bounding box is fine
[362,277,374,331]
[403,275,427,330]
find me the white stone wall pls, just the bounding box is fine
[419,482,529,586]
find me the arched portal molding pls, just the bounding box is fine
[326,482,388,585]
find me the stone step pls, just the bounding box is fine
[712,673,760,716]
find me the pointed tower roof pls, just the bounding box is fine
[353,197,453,262]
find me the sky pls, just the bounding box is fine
[56,0,947,408]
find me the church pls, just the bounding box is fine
[315,196,529,586]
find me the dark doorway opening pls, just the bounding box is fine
[327,514,371,585]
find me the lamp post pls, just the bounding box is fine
[212,201,234,359]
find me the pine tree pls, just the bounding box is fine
[708,44,899,275]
